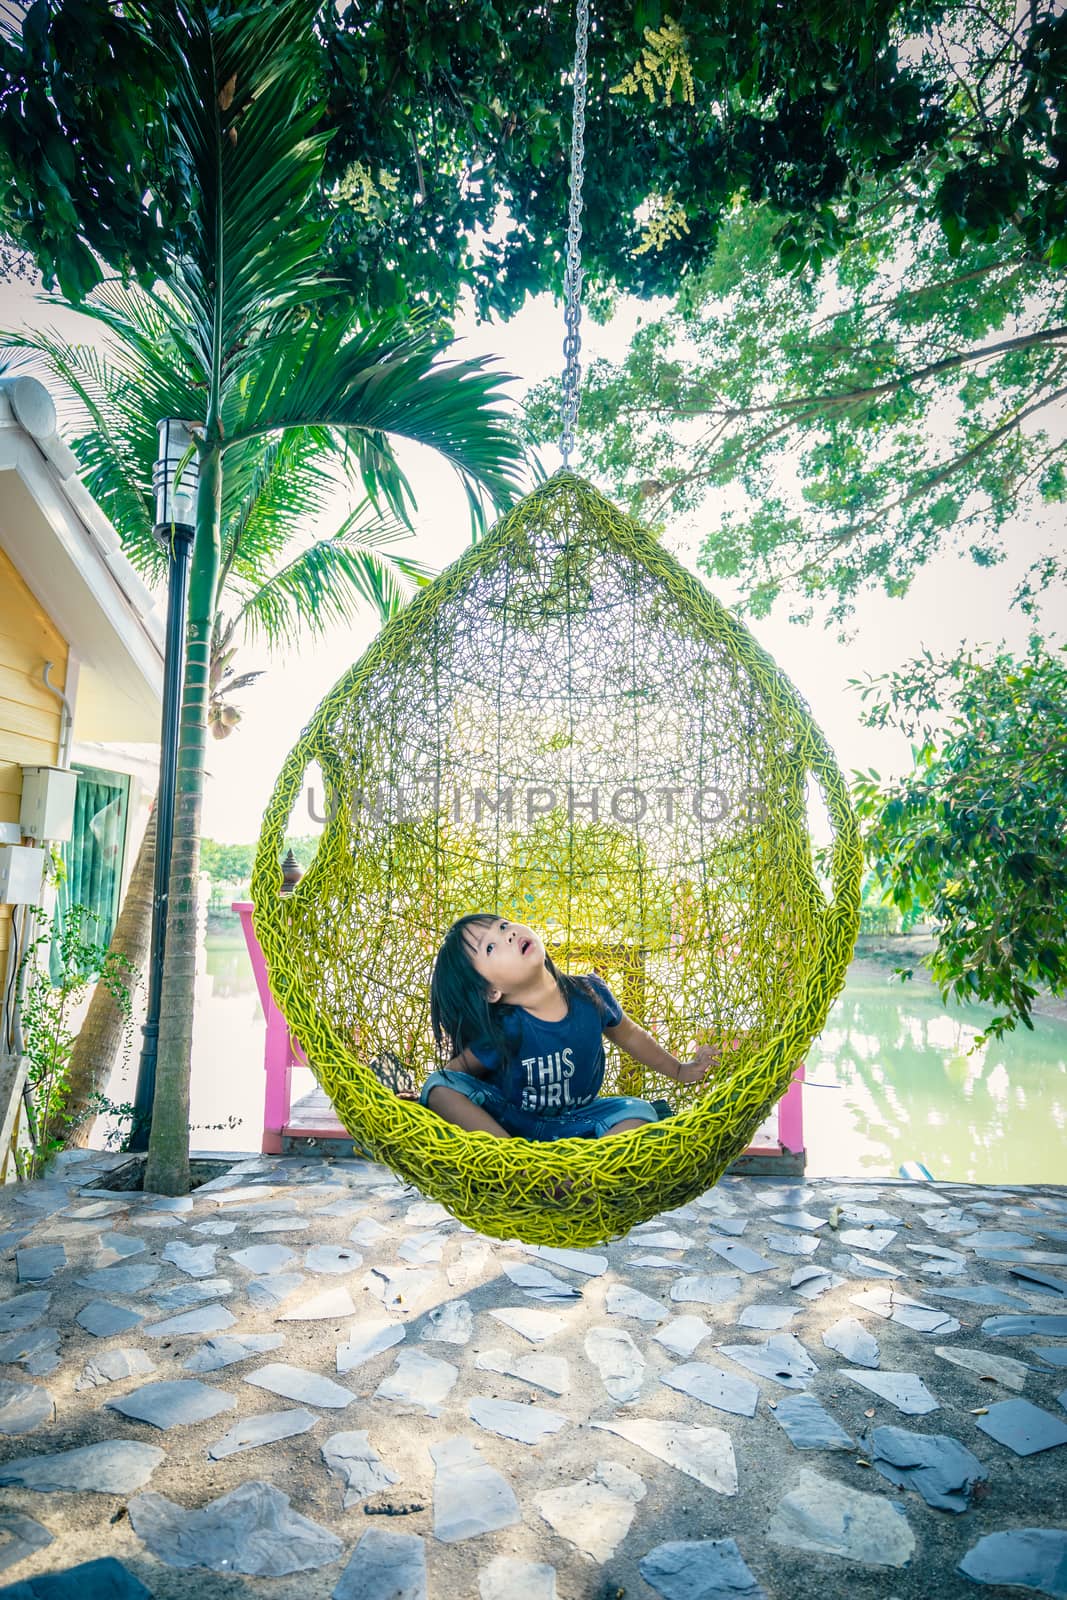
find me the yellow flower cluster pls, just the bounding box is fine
[337,161,400,216]
[634,191,691,255]
[610,16,696,108]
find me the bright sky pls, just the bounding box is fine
[4,275,1063,844]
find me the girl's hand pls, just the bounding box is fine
[675,1045,718,1084]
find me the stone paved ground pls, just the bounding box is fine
[0,1150,1065,1600]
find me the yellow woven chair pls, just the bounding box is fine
[251,473,861,1245]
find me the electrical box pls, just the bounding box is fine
[0,822,20,846]
[0,844,46,904]
[19,765,77,843]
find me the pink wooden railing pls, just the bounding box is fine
[234,901,805,1163]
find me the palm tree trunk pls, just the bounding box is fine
[145,443,221,1195]
[43,806,156,1150]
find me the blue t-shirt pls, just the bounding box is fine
[468,975,624,1116]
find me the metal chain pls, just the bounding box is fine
[559,0,590,468]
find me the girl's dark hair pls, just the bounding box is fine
[429,913,609,1070]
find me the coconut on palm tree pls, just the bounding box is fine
[6,0,525,1192]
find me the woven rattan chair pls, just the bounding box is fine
[251,472,861,1244]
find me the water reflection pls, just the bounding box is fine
[806,969,1067,1183]
[193,932,1067,1181]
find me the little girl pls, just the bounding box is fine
[421,914,716,1140]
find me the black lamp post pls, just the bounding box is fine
[129,419,199,1150]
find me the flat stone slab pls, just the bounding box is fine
[661,1361,758,1418]
[838,1228,896,1252]
[764,1232,822,1257]
[162,1241,217,1278]
[523,1245,607,1276]
[501,1261,580,1301]
[585,1326,645,1403]
[75,1264,160,1295]
[183,1333,284,1373]
[849,1287,961,1335]
[0,1556,152,1596]
[75,1349,157,1389]
[128,1480,344,1575]
[934,1344,1029,1392]
[0,1509,52,1573]
[593,1417,738,1495]
[0,1438,165,1493]
[489,1307,566,1342]
[468,1395,567,1445]
[670,1274,741,1305]
[305,1244,363,1274]
[707,1240,776,1274]
[16,1244,66,1282]
[606,1282,670,1322]
[738,1304,797,1330]
[791,1266,845,1300]
[654,1316,714,1357]
[144,1303,237,1339]
[535,1462,646,1562]
[334,1527,427,1600]
[107,1378,235,1430]
[421,1298,474,1344]
[349,1217,392,1246]
[322,1430,400,1507]
[0,1377,53,1434]
[629,1228,694,1250]
[982,1313,1067,1338]
[97,1231,147,1263]
[230,1244,295,1274]
[974,1398,1067,1457]
[479,1554,557,1600]
[640,1538,767,1600]
[149,1278,234,1311]
[768,1467,915,1566]
[772,1393,854,1451]
[279,1286,358,1320]
[843,1369,939,1414]
[337,1317,406,1372]
[768,1210,825,1232]
[0,1292,51,1333]
[870,1424,987,1511]
[375,1349,458,1415]
[0,1326,61,1376]
[208,1407,318,1458]
[246,1271,306,1308]
[364,1265,443,1314]
[718,1333,818,1389]
[475,1346,570,1397]
[431,1437,520,1542]
[245,1363,355,1409]
[822,1316,880,1368]
[957,1529,1067,1598]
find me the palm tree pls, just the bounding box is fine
[8,0,525,1193]
[11,287,440,701]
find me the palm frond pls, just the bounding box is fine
[230,496,432,640]
[162,0,340,382]
[227,314,527,533]
[219,426,342,585]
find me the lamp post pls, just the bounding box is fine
[129,419,199,1150]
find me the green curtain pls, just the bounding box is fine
[50,766,130,983]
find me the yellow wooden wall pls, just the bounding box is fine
[0,545,67,976]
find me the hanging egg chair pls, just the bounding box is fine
[251,470,861,1244]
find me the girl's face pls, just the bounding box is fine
[462,917,544,1002]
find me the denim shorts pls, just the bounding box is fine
[420,1070,660,1140]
